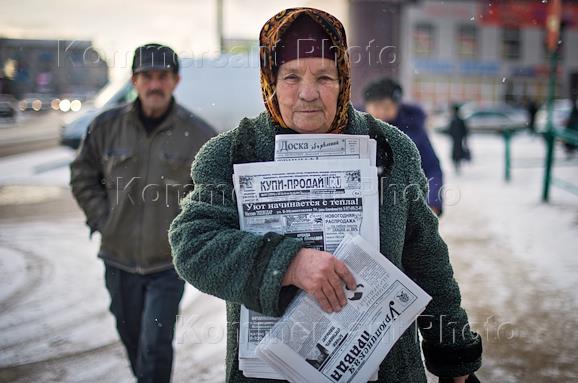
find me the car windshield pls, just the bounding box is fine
[93,79,130,108]
[539,99,572,114]
[464,109,503,119]
[554,100,572,114]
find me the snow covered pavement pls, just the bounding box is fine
[434,132,578,382]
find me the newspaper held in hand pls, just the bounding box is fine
[255,234,432,383]
[232,159,379,249]
[233,157,380,379]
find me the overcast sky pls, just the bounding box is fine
[0,0,348,80]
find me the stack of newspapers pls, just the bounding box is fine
[232,134,431,382]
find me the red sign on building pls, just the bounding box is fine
[479,0,577,29]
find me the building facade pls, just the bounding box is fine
[399,0,578,110]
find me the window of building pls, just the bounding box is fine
[456,25,478,59]
[502,27,521,60]
[414,23,435,57]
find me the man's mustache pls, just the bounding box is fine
[146,89,165,97]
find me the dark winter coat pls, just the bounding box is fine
[449,116,470,163]
[169,106,482,382]
[388,103,444,211]
[70,98,216,274]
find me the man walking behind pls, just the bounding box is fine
[70,43,216,382]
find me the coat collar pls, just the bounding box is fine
[125,97,178,136]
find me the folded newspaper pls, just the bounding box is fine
[255,234,432,383]
[233,134,403,380]
[274,134,377,166]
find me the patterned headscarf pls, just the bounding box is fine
[259,8,351,134]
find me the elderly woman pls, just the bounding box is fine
[169,7,482,383]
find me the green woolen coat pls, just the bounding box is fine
[169,106,482,382]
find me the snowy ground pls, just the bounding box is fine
[0,131,577,382]
[0,208,226,383]
[434,132,578,382]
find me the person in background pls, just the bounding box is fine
[363,78,444,215]
[70,43,216,383]
[525,97,538,134]
[564,93,578,157]
[448,104,470,174]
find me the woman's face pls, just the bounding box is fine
[275,57,340,134]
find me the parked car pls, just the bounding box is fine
[433,102,529,133]
[60,53,263,149]
[535,99,575,133]
[0,95,18,122]
[59,81,136,148]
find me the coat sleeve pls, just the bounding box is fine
[168,133,305,317]
[69,120,110,236]
[401,146,482,378]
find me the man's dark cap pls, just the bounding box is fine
[132,43,179,74]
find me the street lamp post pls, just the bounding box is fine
[541,0,562,202]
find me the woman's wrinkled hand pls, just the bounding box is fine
[282,248,356,313]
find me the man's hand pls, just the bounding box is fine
[282,248,356,313]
